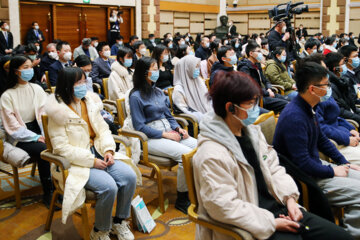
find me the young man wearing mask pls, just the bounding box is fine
[26,22,45,53]
[132,41,147,68]
[49,41,72,86]
[90,37,99,48]
[274,61,360,239]
[299,38,319,58]
[90,42,114,88]
[73,38,98,61]
[210,45,236,86]
[195,37,211,60]
[0,21,13,55]
[238,40,289,113]
[111,35,124,56]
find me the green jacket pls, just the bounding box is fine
[264,59,295,95]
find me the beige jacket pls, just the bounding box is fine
[108,61,133,101]
[193,111,299,240]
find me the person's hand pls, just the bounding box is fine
[286,197,303,222]
[275,218,300,233]
[349,164,360,171]
[94,158,107,169]
[333,165,349,177]
[41,74,46,83]
[38,136,45,143]
[162,131,181,142]
[104,151,114,166]
[267,89,275,98]
[350,130,359,138]
[292,84,297,90]
[178,128,189,139]
[282,32,290,41]
[349,137,359,147]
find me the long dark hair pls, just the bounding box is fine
[131,57,160,99]
[117,46,133,73]
[152,44,167,69]
[176,44,188,59]
[55,67,85,105]
[6,55,31,92]
[271,46,286,72]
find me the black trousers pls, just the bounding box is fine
[263,95,289,113]
[268,209,353,240]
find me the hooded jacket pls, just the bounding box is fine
[209,61,234,87]
[193,111,299,240]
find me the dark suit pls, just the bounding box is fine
[40,54,56,76]
[296,28,308,38]
[26,28,45,52]
[0,31,13,55]
[195,45,210,61]
[145,40,157,53]
[229,25,237,36]
[90,57,114,86]
[49,60,71,86]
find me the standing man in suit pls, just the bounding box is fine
[228,20,237,37]
[296,24,308,38]
[26,22,45,54]
[90,42,114,88]
[145,34,157,54]
[0,21,13,56]
[49,41,72,86]
[73,38,99,61]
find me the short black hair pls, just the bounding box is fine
[55,67,85,105]
[133,41,144,50]
[115,35,124,41]
[149,34,155,38]
[175,44,188,59]
[0,21,6,28]
[217,45,233,64]
[295,61,328,94]
[339,45,358,58]
[25,43,37,53]
[304,38,318,50]
[90,37,99,41]
[210,39,221,53]
[56,41,70,51]
[96,41,109,52]
[324,36,336,45]
[261,38,268,46]
[325,52,344,72]
[245,40,259,57]
[117,46,133,62]
[302,53,325,65]
[130,35,139,42]
[74,54,92,67]
[31,21,38,26]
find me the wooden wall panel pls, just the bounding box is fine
[119,8,131,42]
[84,7,107,42]
[349,7,360,37]
[55,5,82,49]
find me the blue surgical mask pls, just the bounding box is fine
[205,42,210,48]
[74,84,87,99]
[193,68,200,79]
[319,46,324,52]
[235,43,240,48]
[314,86,332,102]
[188,51,194,56]
[124,58,133,68]
[351,57,360,68]
[256,52,263,62]
[149,70,159,82]
[280,55,286,63]
[354,84,359,94]
[162,55,169,63]
[333,42,337,48]
[312,49,317,54]
[228,55,237,65]
[168,44,173,49]
[233,104,260,126]
[340,64,347,76]
[19,68,34,81]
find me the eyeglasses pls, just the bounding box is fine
[313,83,331,88]
[252,50,262,53]
[234,99,259,111]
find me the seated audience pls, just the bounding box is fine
[90,42,114,87]
[73,55,94,92]
[299,38,318,58]
[90,36,99,49]
[145,34,157,54]
[129,57,197,214]
[207,39,221,76]
[323,37,337,56]
[125,35,139,52]
[40,43,57,82]
[111,35,124,56]
[265,46,298,100]
[45,67,136,240]
[273,61,360,239]
[172,55,212,121]
[132,41,147,67]
[238,41,289,113]
[193,70,351,240]
[210,45,236,86]
[108,47,134,101]
[49,41,72,86]
[195,37,210,61]
[171,44,191,66]
[73,38,98,61]
[152,44,173,91]
[230,37,242,60]
[0,55,52,207]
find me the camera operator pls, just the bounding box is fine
[109,9,123,46]
[268,21,290,53]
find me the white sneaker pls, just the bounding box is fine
[111,221,135,240]
[90,228,111,240]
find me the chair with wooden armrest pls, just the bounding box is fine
[292,60,297,73]
[116,98,188,213]
[41,115,131,239]
[102,78,110,100]
[271,85,285,96]
[254,111,276,145]
[167,87,199,138]
[92,83,102,95]
[182,148,253,240]
[346,119,359,131]
[205,78,210,91]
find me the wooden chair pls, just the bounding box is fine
[40,115,132,239]
[205,78,210,91]
[0,139,37,209]
[44,71,56,93]
[292,60,297,73]
[102,78,109,100]
[182,148,253,240]
[116,98,188,213]
[167,87,199,138]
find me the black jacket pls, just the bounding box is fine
[209,61,234,86]
[40,54,56,76]
[296,28,308,38]
[195,45,210,61]
[0,31,13,55]
[329,71,360,124]
[237,58,272,97]
[26,28,45,44]
[268,30,286,52]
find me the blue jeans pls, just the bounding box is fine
[85,149,137,231]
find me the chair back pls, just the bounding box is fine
[253,111,276,145]
[116,98,127,127]
[167,87,175,114]
[182,148,198,211]
[45,71,52,90]
[205,78,210,91]
[41,115,53,152]
[102,78,109,99]
[292,60,297,73]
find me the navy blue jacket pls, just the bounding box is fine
[49,60,71,86]
[40,55,56,76]
[90,57,114,85]
[195,45,210,61]
[209,61,234,87]
[273,95,348,179]
[316,97,355,146]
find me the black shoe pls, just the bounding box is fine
[175,191,190,214]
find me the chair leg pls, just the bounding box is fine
[152,165,165,213]
[11,166,21,209]
[30,162,36,177]
[45,190,59,231]
[81,204,91,240]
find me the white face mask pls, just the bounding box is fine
[36,46,40,51]
[4,25,9,30]
[34,25,39,30]
[48,52,58,60]
[140,48,147,55]
[103,50,111,58]
[282,26,287,33]
[63,52,72,61]
[180,40,185,45]
[94,42,99,47]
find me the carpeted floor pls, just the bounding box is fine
[0,163,196,240]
